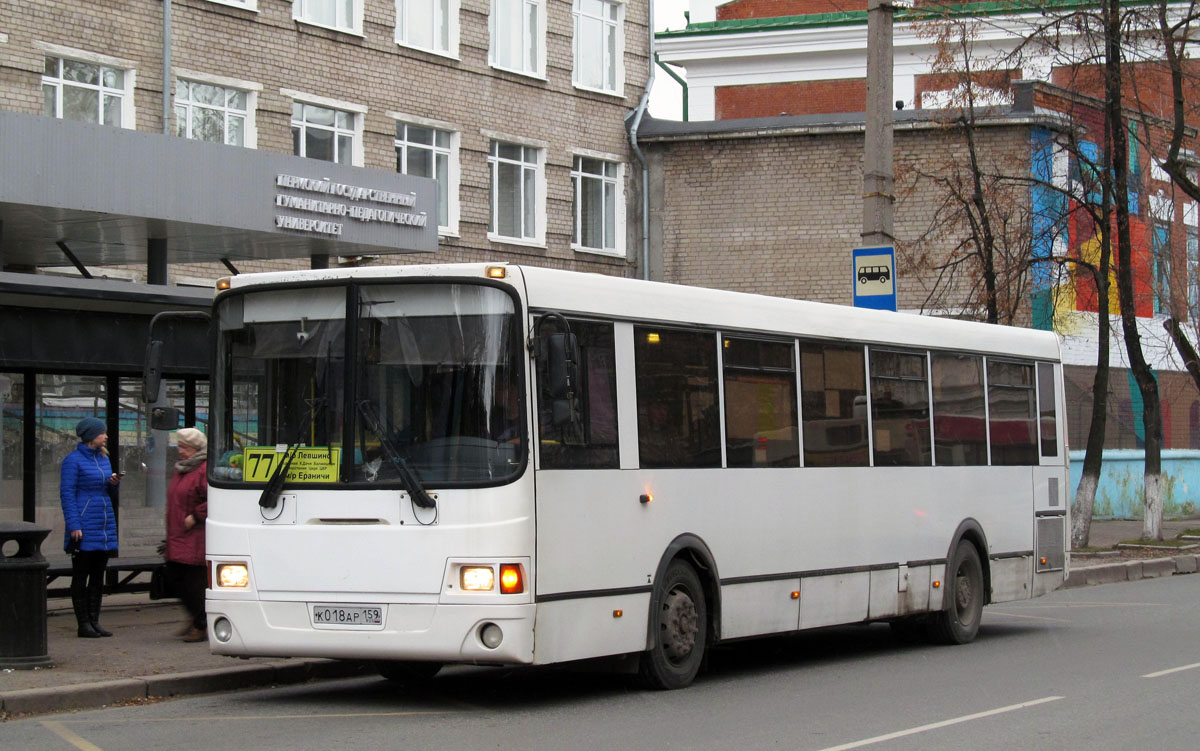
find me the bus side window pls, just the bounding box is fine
[1037,362,1058,458]
[931,353,987,466]
[634,327,721,468]
[869,349,931,466]
[537,319,619,469]
[987,360,1037,465]
[723,337,799,468]
[799,342,869,467]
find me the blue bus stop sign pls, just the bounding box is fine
[852,246,897,311]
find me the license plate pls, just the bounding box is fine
[311,604,384,628]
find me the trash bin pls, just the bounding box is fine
[0,521,54,669]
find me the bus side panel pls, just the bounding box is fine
[532,596,650,665]
[721,579,801,639]
[989,556,1033,602]
[800,573,870,630]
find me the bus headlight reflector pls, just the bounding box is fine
[213,617,233,643]
[217,564,249,588]
[480,623,503,649]
[461,567,495,591]
[499,564,524,594]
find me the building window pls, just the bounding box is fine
[396,123,457,232]
[572,156,623,254]
[175,80,250,146]
[490,0,542,76]
[294,0,362,34]
[489,140,541,242]
[396,0,457,55]
[42,56,128,127]
[573,0,621,93]
[292,101,356,165]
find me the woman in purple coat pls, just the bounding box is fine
[60,416,121,638]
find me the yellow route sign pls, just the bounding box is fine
[242,447,341,483]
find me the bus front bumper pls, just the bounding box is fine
[206,599,535,665]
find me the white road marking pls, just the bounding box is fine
[811,696,1065,751]
[1142,662,1200,679]
[41,721,103,751]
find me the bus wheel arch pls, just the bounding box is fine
[929,521,989,644]
[945,519,991,606]
[639,535,721,689]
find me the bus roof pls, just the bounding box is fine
[224,263,1062,362]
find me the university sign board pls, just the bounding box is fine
[852,246,897,311]
[0,110,438,266]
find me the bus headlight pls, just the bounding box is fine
[461,567,495,591]
[217,563,250,588]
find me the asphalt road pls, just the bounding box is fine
[5,574,1200,751]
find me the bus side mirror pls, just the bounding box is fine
[545,332,581,427]
[149,406,181,431]
[143,340,164,403]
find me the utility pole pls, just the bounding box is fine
[862,0,897,248]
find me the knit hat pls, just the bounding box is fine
[76,417,106,444]
[175,427,208,452]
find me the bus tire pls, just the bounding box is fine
[927,543,984,645]
[638,560,707,690]
[376,660,442,684]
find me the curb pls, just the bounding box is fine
[1063,554,1200,589]
[0,659,370,718]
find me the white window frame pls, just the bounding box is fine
[485,132,546,246]
[571,148,625,257]
[36,42,136,129]
[282,89,366,167]
[572,0,624,96]
[395,0,460,58]
[293,0,363,35]
[205,0,259,10]
[488,0,545,78]
[174,69,260,148]
[391,112,461,236]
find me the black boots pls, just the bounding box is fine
[73,591,101,638]
[88,585,113,637]
[73,585,113,638]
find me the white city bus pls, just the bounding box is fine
[198,263,1068,689]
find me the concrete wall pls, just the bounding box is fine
[1069,449,1200,519]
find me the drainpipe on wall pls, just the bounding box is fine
[163,0,172,135]
[626,0,657,281]
[655,54,687,122]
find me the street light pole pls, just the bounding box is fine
[862,0,897,248]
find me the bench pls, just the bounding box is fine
[46,556,165,599]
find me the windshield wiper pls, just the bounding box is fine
[259,397,326,511]
[357,400,436,509]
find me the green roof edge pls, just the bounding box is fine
[656,0,1135,39]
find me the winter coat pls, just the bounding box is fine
[60,443,118,553]
[165,460,207,565]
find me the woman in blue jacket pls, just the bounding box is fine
[60,416,121,638]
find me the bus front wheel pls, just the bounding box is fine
[927,543,984,645]
[376,660,442,684]
[638,560,707,690]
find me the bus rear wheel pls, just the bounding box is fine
[376,660,442,684]
[927,543,984,645]
[638,560,707,690]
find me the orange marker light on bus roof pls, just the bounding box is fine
[216,277,232,291]
[499,564,524,594]
[486,266,507,279]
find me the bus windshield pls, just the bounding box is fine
[211,282,523,487]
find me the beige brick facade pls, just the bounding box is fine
[642,119,1035,318]
[0,0,649,281]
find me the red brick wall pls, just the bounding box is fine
[717,0,864,21]
[716,79,867,118]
